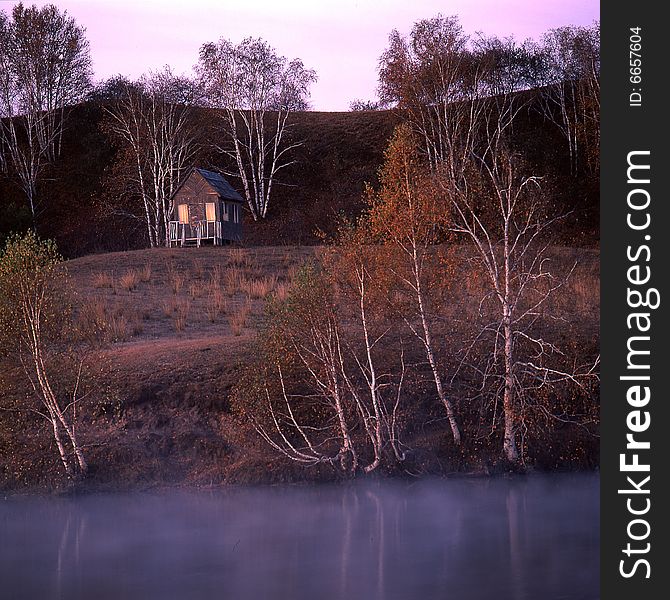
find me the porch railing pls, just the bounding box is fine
[168,220,222,247]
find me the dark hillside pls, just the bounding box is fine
[0,96,598,257]
[241,110,400,245]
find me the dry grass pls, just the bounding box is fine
[109,315,131,342]
[139,264,152,283]
[273,281,290,302]
[78,294,146,344]
[80,296,107,327]
[206,287,227,323]
[188,282,204,299]
[92,272,115,289]
[161,296,178,318]
[174,299,191,332]
[119,269,140,292]
[169,268,185,294]
[222,267,278,300]
[65,246,594,388]
[63,247,321,348]
[224,267,245,296]
[210,264,224,287]
[229,248,255,270]
[78,296,109,345]
[228,302,251,336]
[286,264,302,282]
[193,259,205,279]
[241,275,278,299]
[111,304,144,340]
[281,250,293,268]
[548,257,600,315]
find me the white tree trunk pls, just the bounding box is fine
[502,315,519,463]
[50,414,74,477]
[411,247,461,445]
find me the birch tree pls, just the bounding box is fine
[240,260,406,475]
[538,23,600,175]
[197,37,316,220]
[0,232,87,477]
[330,227,408,472]
[378,15,488,174]
[443,137,598,463]
[446,147,539,462]
[103,69,199,247]
[0,3,92,222]
[472,34,546,97]
[378,16,544,176]
[245,266,358,472]
[365,124,461,445]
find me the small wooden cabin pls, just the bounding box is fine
[168,168,244,246]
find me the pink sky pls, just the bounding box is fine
[2,0,599,110]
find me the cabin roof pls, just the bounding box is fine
[171,167,245,204]
[195,168,244,203]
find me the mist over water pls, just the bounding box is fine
[0,474,598,600]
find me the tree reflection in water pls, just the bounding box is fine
[0,474,598,600]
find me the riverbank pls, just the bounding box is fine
[0,246,599,495]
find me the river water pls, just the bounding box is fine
[0,473,598,600]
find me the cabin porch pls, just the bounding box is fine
[168,220,224,247]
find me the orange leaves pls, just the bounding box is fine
[366,124,449,248]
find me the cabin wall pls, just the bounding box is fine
[172,174,218,224]
[221,213,242,242]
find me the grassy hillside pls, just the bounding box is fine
[0,99,598,257]
[0,245,599,492]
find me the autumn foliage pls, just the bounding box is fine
[234,119,598,473]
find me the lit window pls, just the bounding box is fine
[223,203,230,222]
[205,202,216,221]
[178,204,189,224]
